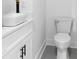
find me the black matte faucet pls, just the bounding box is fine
[16,0,20,13]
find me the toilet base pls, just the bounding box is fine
[57,48,69,59]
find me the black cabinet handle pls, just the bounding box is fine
[20,44,26,59]
[20,48,23,59]
[23,45,26,56]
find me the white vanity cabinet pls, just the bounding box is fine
[3,19,32,59]
[3,35,32,59]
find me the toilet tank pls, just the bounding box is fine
[55,17,73,33]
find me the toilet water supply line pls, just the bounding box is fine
[16,0,20,13]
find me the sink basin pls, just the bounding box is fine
[2,12,32,27]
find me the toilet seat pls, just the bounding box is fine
[55,33,71,43]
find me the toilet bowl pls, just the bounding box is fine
[54,17,73,59]
[54,33,71,59]
[55,33,71,59]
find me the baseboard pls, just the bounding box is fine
[46,39,77,48]
[34,40,46,59]
[46,39,55,46]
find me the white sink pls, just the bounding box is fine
[2,12,32,27]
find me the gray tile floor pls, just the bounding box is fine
[41,46,77,59]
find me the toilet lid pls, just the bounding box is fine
[55,33,71,42]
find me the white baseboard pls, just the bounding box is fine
[46,39,77,48]
[46,39,55,46]
[34,40,46,59]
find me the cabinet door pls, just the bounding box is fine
[3,34,32,59]
[23,36,32,59]
[3,43,23,59]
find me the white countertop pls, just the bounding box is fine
[2,18,33,38]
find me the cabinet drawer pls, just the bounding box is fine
[3,34,32,59]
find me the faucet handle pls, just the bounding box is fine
[16,0,20,13]
[16,0,19,2]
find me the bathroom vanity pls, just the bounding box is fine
[2,18,33,59]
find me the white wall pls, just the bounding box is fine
[2,0,32,15]
[46,0,77,48]
[32,0,46,58]
[2,0,16,15]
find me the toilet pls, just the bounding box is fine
[54,17,73,59]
